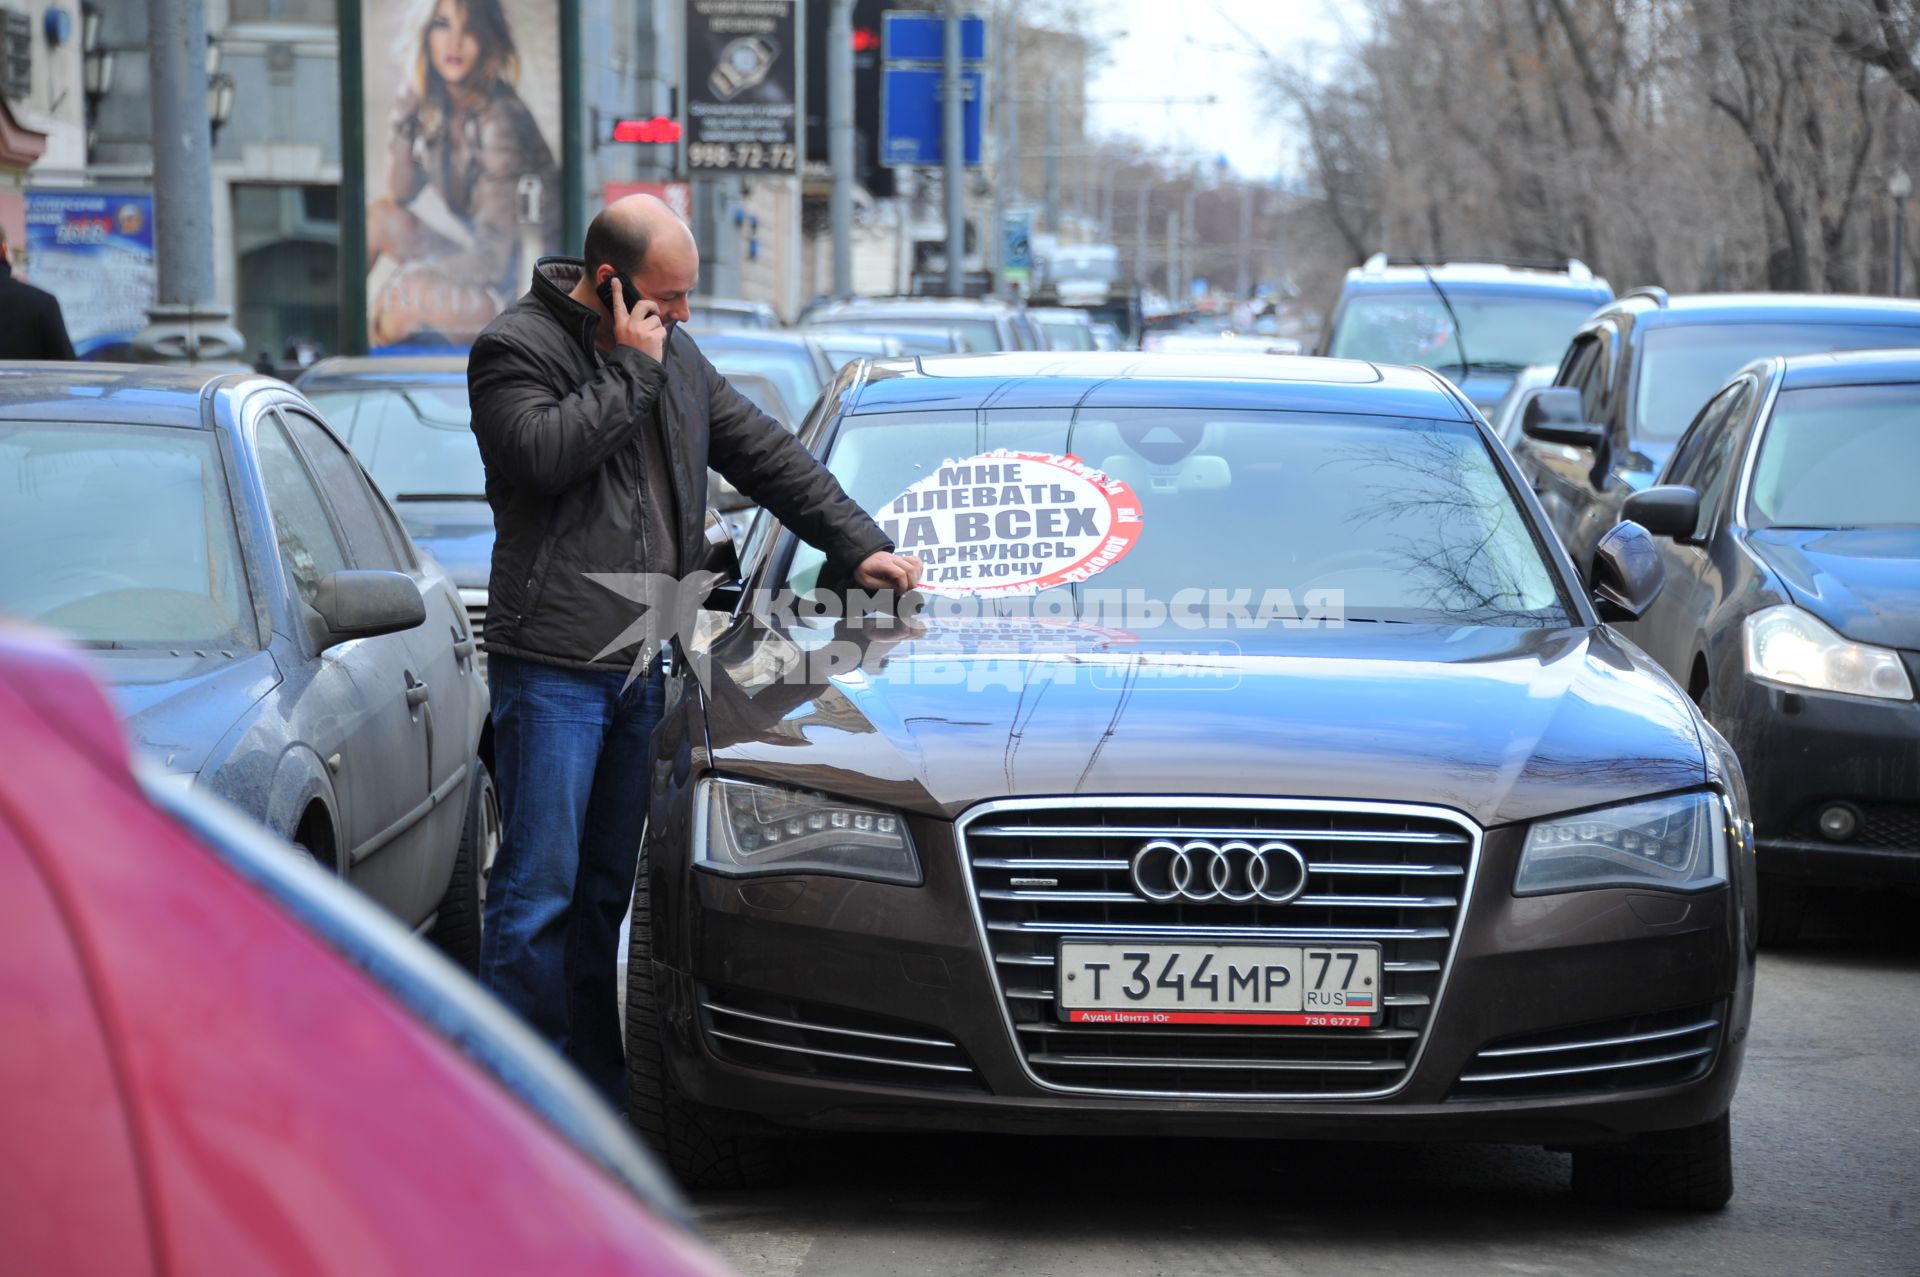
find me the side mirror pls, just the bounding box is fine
[1621,485,1700,540]
[1521,387,1606,449]
[310,570,425,649]
[1588,521,1665,621]
[701,508,744,612]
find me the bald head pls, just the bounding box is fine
[580,194,699,327]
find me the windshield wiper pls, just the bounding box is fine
[395,492,489,502]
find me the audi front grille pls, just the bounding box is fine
[956,797,1481,1100]
[1449,1002,1724,1101]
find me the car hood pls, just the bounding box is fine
[700,618,1705,829]
[397,499,494,589]
[1746,527,1920,650]
[94,649,282,776]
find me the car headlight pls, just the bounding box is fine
[1744,604,1913,701]
[1515,791,1728,896]
[695,777,921,885]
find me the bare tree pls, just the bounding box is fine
[1259,0,1905,306]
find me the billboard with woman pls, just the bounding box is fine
[360,0,561,350]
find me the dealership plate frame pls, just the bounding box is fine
[954,795,1483,1101]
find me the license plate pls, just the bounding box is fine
[1057,942,1382,1028]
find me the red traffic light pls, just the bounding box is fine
[852,27,880,52]
[612,116,682,145]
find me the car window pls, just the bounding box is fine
[1569,331,1611,424]
[1665,381,1742,487]
[1632,322,1920,443]
[1683,381,1754,539]
[256,414,348,606]
[786,408,1567,626]
[279,409,403,572]
[1749,383,1920,530]
[705,348,823,420]
[0,422,256,648]
[1036,316,1097,351]
[303,385,483,502]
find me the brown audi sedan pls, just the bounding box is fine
[627,354,1756,1210]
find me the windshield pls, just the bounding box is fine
[786,408,1566,625]
[808,315,1002,352]
[705,347,823,419]
[0,422,256,647]
[1634,323,1920,443]
[728,376,794,428]
[305,384,483,500]
[1036,315,1097,351]
[1749,384,1920,529]
[1328,291,1598,371]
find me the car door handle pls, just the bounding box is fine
[453,636,476,660]
[406,681,430,708]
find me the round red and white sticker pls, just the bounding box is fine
[876,450,1145,597]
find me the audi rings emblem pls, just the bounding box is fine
[1129,839,1310,905]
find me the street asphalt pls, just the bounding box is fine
[686,888,1920,1277]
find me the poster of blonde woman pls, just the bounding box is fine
[363,0,561,350]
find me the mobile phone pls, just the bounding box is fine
[596,269,639,314]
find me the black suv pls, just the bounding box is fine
[1511,290,1920,571]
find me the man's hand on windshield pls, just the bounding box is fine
[854,550,925,594]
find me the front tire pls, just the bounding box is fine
[625,851,784,1188]
[427,761,495,973]
[1571,1111,1734,1210]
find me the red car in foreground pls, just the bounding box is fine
[0,626,730,1276]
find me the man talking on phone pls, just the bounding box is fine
[466,195,922,1108]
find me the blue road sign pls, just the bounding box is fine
[882,12,987,63]
[881,67,983,166]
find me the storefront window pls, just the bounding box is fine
[230,0,338,21]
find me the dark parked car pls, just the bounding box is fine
[627,352,1756,1211]
[1613,349,1920,943]
[300,353,800,643]
[297,357,492,670]
[1510,291,1920,572]
[1319,254,1613,413]
[0,625,732,1277]
[0,363,495,968]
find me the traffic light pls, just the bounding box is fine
[805,0,894,198]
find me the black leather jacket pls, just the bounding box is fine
[468,258,890,671]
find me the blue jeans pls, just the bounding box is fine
[479,652,666,1108]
